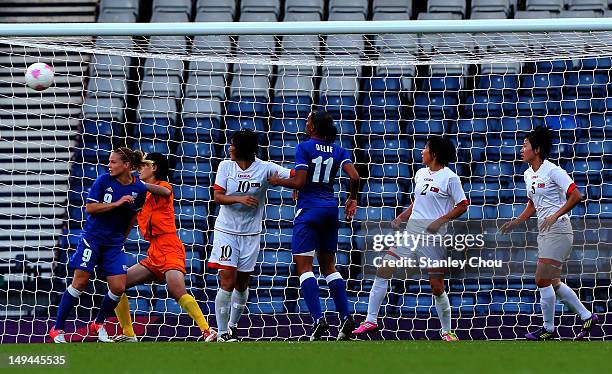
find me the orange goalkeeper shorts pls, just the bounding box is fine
[139,233,186,281]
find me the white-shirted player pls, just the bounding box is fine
[500,126,597,340]
[208,130,293,342]
[353,136,468,341]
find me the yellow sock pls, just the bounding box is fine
[114,293,135,337]
[178,294,210,332]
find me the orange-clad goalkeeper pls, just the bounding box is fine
[113,152,216,342]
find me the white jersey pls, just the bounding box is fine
[407,167,467,234]
[524,159,576,222]
[213,158,292,235]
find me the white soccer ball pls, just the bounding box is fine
[25,62,55,91]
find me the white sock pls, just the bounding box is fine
[539,285,556,332]
[228,289,249,328]
[366,277,388,323]
[214,289,232,335]
[67,285,82,298]
[434,292,452,333]
[555,282,592,321]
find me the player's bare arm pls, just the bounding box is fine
[268,169,308,189]
[214,189,259,207]
[500,199,536,234]
[540,188,583,232]
[391,203,413,230]
[144,182,172,197]
[85,195,135,215]
[343,162,360,220]
[427,200,468,234]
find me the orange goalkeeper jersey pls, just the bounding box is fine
[137,180,177,240]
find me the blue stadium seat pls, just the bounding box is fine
[258,250,293,275]
[68,184,91,205]
[81,119,118,139]
[520,73,564,99]
[174,161,213,185]
[249,298,287,314]
[533,59,573,73]
[369,163,411,181]
[399,295,434,314]
[565,70,609,97]
[353,207,396,222]
[361,181,406,207]
[261,228,292,249]
[466,205,484,219]
[177,229,205,247]
[128,298,151,315]
[360,120,401,135]
[173,185,211,202]
[182,117,222,142]
[560,95,604,114]
[360,92,402,120]
[154,298,183,314]
[477,74,519,91]
[419,76,462,92]
[473,162,514,182]
[135,119,176,141]
[266,186,294,205]
[406,119,446,134]
[574,139,611,157]
[176,142,217,160]
[516,94,556,116]
[579,57,612,70]
[336,120,357,136]
[270,95,312,119]
[71,164,106,183]
[264,205,295,227]
[363,136,409,163]
[587,202,612,218]
[268,139,300,162]
[464,182,501,205]
[185,251,202,275]
[565,160,605,183]
[134,140,170,155]
[175,204,207,226]
[320,94,358,120]
[226,96,268,116]
[225,117,267,135]
[457,118,500,134]
[338,227,352,251]
[469,93,505,118]
[457,137,485,162]
[413,93,459,119]
[501,116,542,133]
[581,114,612,136]
[270,118,306,136]
[125,229,148,252]
[499,137,521,160]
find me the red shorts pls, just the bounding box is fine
[139,234,186,281]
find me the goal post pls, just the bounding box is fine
[0,19,610,343]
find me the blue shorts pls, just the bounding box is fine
[68,235,127,276]
[292,207,339,255]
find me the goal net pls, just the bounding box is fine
[0,25,610,342]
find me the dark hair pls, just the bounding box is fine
[231,129,259,161]
[310,110,337,143]
[525,126,553,160]
[426,136,457,166]
[113,147,149,170]
[144,152,169,181]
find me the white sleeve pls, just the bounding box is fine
[550,166,575,194]
[214,161,229,191]
[268,162,292,179]
[448,176,468,205]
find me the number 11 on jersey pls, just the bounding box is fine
[312,156,333,183]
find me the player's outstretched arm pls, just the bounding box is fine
[500,199,536,234]
[144,182,172,197]
[268,169,308,190]
[85,195,134,215]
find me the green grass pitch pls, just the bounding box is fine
[0,341,610,374]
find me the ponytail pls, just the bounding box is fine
[113,147,151,170]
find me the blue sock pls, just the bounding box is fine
[299,272,322,322]
[95,290,120,324]
[55,285,81,331]
[326,272,349,320]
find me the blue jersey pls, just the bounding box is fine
[294,138,352,209]
[83,173,147,245]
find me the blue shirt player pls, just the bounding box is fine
[269,110,360,341]
[50,147,168,343]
